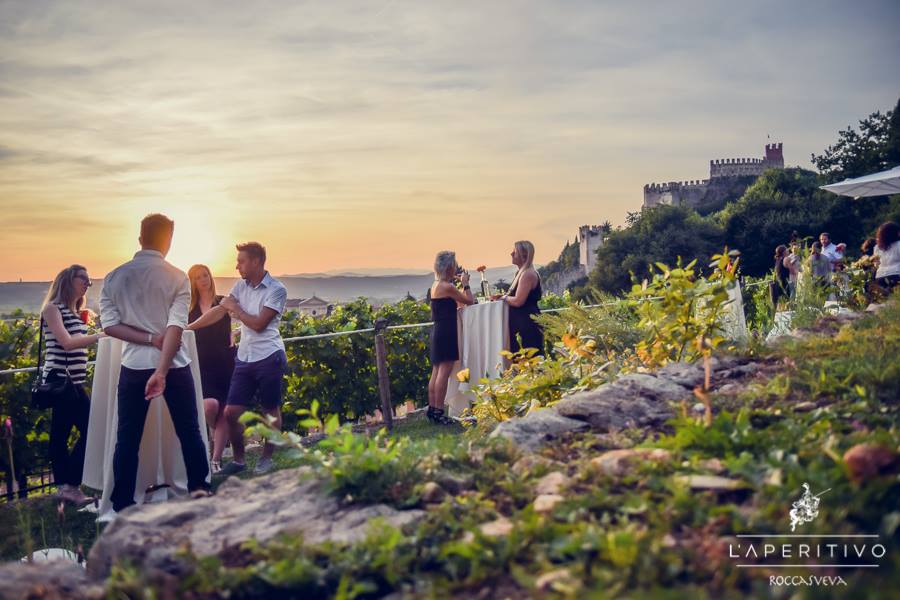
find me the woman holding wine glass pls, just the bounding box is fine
[428,251,475,424]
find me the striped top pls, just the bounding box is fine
[42,303,88,384]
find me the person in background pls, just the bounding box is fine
[427,251,475,424]
[41,265,104,505]
[186,264,236,474]
[503,240,544,355]
[101,214,211,512]
[217,242,288,476]
[873,222,900,293]
[819,232,840,271]
[771,245,790,308]
[783,243,802,298]
[861,238,877,257]
[808,242,832,292]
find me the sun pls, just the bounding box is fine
[125,205,237,276]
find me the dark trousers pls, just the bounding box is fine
[49,384,90,487]
[111,365,210,512]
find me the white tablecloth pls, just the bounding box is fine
[444,300,509,417]
[82,331,209,521]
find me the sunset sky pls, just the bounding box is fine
[1,0,898,281]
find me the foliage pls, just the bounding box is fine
[811,97,900,183]
[279,298,431,427]
[111,298,900,599]
[628,250,739,368]
[589,206,725,294]
[716,167,892,277]
[465,348,576,428]
[537,239,581,281]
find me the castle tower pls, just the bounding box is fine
[578,225,605,273]
[764,142,784,168]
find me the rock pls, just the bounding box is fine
[656,362,706,389]
[435,472,474,495]
[715,382,742,395]
[535,471,570,496]
[87,467,424,581]
[535,568,574,591]
[511,454,557,476]
[533,494,564,513]
[793,401,817,412]
[843,444,898,483]
[554,386,676,433]
[592,432,635,449]
[590,448,672,476]
[490,409,589,452]
[0,560,102,600]
[421,481,446,504]
[692,402,706,414]
[675,475,748,491]
[614,373,692,402]
[700,458,725,474]
[479,516,514,538]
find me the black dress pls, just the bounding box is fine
[772,257,790,305]
[508,280,544,355]
[189,295,236,401]
[430,297,459,364]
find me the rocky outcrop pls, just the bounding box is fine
[87,467,423,582]
[0,560,101,600]
[491,357,756,451]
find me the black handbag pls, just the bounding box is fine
[30,317,73,410]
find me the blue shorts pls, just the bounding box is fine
[225,350,287,410]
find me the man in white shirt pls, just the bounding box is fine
[218,242,288,476]
[819,232,840,271]
[100,214,210,511]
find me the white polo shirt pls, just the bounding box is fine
[99,250,192,370]
[229,272,287,363]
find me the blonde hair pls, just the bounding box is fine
[433,251,457,281]
[188,264,217,314]
[509,240,537,293]
[42,265,87,314]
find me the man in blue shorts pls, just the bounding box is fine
[218,242,288,476]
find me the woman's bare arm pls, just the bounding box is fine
[42,305,102,350]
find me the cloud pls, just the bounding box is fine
[0,0,898,279]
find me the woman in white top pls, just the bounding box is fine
[40,265,104,505]
[874,222,900,292]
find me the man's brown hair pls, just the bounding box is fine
[141,213,175,248]
[236,241,266,265]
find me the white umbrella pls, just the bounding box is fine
[820,165,900,198]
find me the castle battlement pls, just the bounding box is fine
[643,142,785,210]
[644,179,710,193]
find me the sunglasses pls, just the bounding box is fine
[75,274,93,287]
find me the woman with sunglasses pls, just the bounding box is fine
[40,265,104,505]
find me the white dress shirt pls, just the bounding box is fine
[875,242,900,279]
[229,272,287,363]
[99,250,192,370]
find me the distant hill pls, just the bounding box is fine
[0,266,519,314]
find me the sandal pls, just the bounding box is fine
[210,460,222,474]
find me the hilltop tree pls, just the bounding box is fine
[812,97,899,182]
[589,206,724,293]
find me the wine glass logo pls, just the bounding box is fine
[789,483,831,532]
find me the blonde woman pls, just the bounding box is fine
[40,265,104,505]
[503,240,544,354]
[186,264,235,473]
[428,251,475,424]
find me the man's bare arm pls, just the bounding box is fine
[104,323,155,345]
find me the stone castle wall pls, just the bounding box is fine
[642,143,784,210]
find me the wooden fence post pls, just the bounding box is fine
[373,319,394,430]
